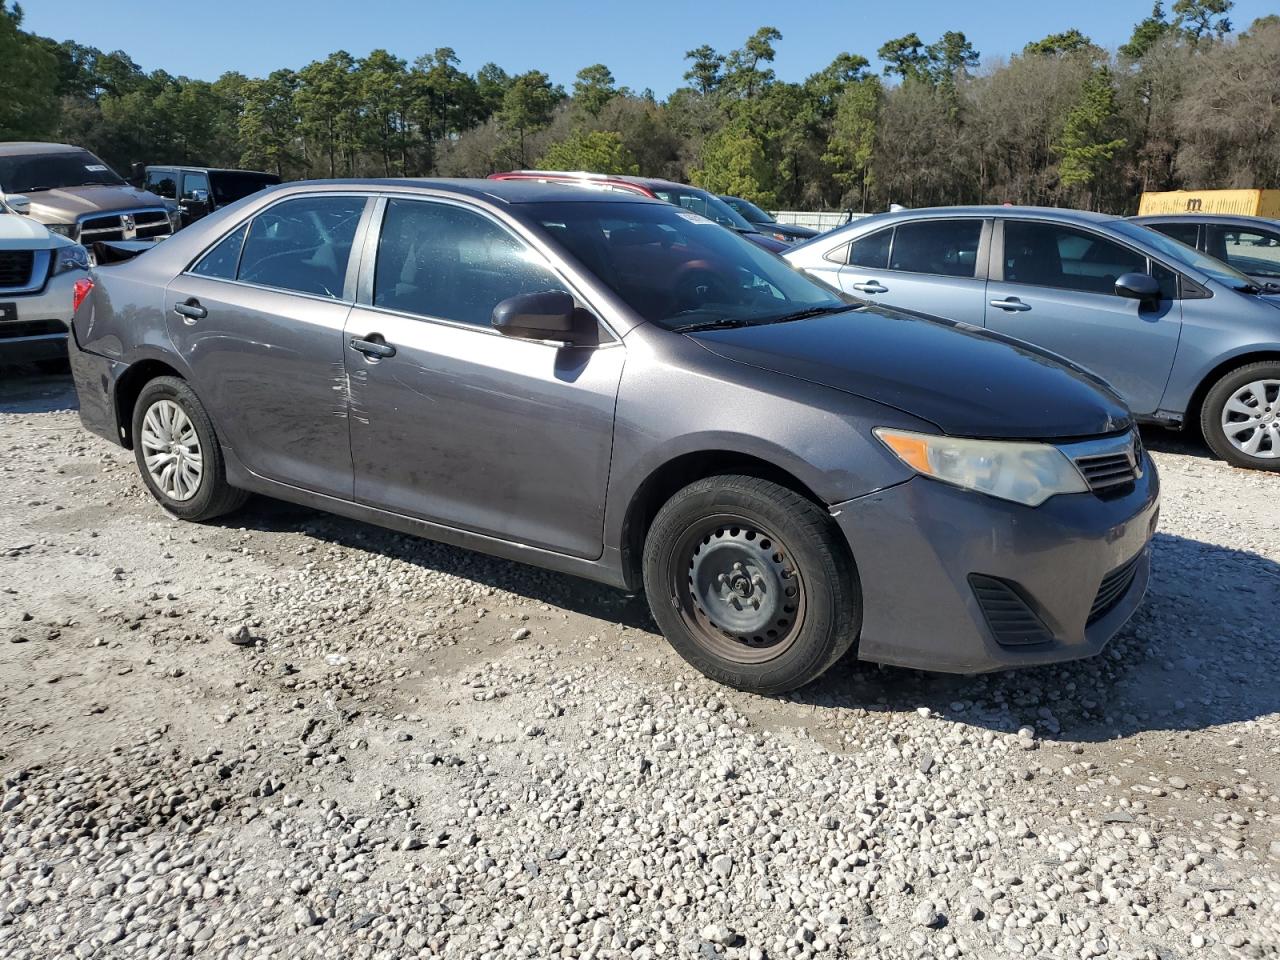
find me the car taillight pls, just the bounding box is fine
[72,277,94,313]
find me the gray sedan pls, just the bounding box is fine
[1130,213,1280,289]
[786,206,1280,470]
[68,181,1157,693]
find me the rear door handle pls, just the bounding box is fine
[851,280,888,294]
[173,299,207,322]
[989,297,1032,312]
[349,335,396,359]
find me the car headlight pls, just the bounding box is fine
[46,223,77,239]
[874,428,1088,507]
[54,244,91,274]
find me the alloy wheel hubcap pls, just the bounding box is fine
[1221,379,1280,459]
[678,520,806,664]
[140,399,203,501]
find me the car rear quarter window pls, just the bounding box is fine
[1003,221,1146,295]
[191,223,248,279]
[235,195,365,299]
[373,199,569,327]
[888,220,982,278]
[846,227,891,269]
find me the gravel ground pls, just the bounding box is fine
[1,369,1277,960]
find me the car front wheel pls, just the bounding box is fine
[642,475,861,694]
[131,376,247,521]
[1201,361,1280,471]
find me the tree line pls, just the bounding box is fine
[2,0,1277,214]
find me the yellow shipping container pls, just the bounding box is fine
[1138,189,1280,217]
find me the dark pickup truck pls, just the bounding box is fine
[137,165,281,229]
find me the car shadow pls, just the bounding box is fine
[1139,423,1212,461]
[796,531,1280,743]
[0,366,78,415]
[225,493,1278,742]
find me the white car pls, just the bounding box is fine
[0,196,91,368]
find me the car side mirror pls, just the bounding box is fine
[4,194,31,215]
[184,188,210,206]
[492,290,585,345]
[1115,272,1161,303]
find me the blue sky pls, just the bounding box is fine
[22,0,1277,94]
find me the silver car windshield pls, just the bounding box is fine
[530,200,848,331]
[1116,219,1257,290]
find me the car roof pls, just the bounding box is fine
[268,177,669,205]
[0,142,88,157]
[495,171,709,193]
[146,165,280,176]
[858,205,1120,225]
[1131,213,1280,226]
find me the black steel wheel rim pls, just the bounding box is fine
[670,513,807,664]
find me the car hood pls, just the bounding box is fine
[688,305,1133,440]
[26,184,168,223]
[0,213,57,250]
[761,222,818,240]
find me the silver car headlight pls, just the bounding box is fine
[54,244,91,274]
[874,428,1088,507]
[46,223,78,239]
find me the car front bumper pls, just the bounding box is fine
[0,269,78,363]
[832,456,1160,673]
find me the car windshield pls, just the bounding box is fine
[209,171,280,206]
[725,196,776,224]
[647,187,756,232]
[1116,219,1257,291]
[0,150,126,193]
[529,200,849,331]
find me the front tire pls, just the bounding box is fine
[642,475,861,694]
[1200,361,1280,471]
[131,376,247,521]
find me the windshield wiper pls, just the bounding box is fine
[761,304,849,324]
[674,317,750,333]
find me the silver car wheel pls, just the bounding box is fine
[139,399,204,501]
[1220,379,1280,459]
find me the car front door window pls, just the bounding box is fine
[1003,221,1146,295]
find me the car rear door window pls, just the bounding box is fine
[889,220,982,278]
[1003,221,1146,295]
[181,171,211,201]
[146,170,177,199]
[1206,224,1280,279]
[191,223,248,279]
[846,227,891,269]
[1148,222,1200,248]
[236,195,365,299]
[373,199,570,327]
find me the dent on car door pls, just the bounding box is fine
[984,219,1182,415]
[343,197,624,560]
[165,194,371,498]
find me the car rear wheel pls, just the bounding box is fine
[642,475,861,694]
[1201,361,1280,471]
[131,376,247,520]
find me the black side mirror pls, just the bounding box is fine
[1115,272,1162,303]
[492,290,583,344]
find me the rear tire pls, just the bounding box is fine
[642,475,861,694]
[1200,361,1280,471]
[131,376,247,521]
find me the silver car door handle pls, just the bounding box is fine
[173,299,207,323]
[851,280,888,294]
[989,297,1032,312]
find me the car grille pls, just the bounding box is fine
[1088,552,1143,624]
[0,250,35,288]
[969,575,1054,646]
[1066,432,1143,494]
[78,209,172,242]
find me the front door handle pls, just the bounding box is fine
[349,335,396,359]
[173,299,207,323]
[989,297,1032,312]
[851,280,888,294]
